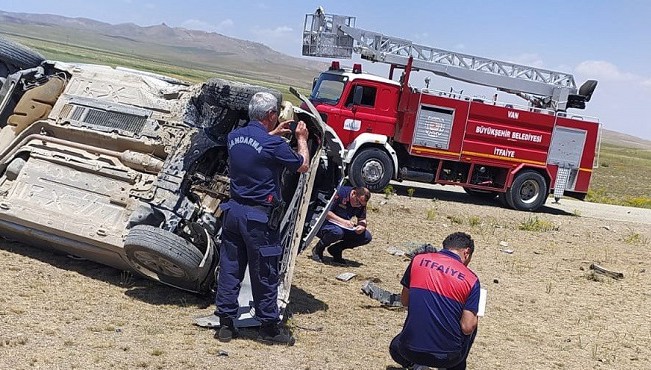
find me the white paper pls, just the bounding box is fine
[327,219,357,231]
[477,288,487,317]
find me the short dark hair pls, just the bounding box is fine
[353,186,371,201]
[442,232,475,256]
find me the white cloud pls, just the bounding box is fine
[510,53,544,68]
[216,19,234,32]
[180,18,234,33]
[252,25,293,38]
[575,61,637,82]
[145,3,155,10]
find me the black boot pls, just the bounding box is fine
[311,241,326,262]
[215,317,238,342]
[257,322,295,346]
[327,244,346,265]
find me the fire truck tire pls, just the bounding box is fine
[349,148,394,192]
[0,36,45,76]
[507,170,547,211]
[497,192,511,208]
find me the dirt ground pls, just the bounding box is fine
[1,185,650,369]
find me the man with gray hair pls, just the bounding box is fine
[215,92,310,345]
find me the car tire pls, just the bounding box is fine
[191,78,282,136]
[124,225,204,290]
[506,170,547,211]
[349,148,394,192]
[0,36,45,76]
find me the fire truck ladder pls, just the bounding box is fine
[302,9,596,111]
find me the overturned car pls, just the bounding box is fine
[0,36,344,318]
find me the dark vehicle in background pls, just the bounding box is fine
[0,36,344,320]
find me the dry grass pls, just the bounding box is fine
[1,192,650,369]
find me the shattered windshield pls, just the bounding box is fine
[310,73,347,104]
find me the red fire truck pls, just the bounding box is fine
[301,8,601,211]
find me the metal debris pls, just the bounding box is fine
[336,272,357,281]
[360,280,402,307]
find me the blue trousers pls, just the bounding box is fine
[215,201,282,324]
[316,222,372,251]
[389,329,477,370]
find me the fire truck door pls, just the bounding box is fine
[339,83,396,144]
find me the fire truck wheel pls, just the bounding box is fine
[507,170,547,211]
[349,148,394,192]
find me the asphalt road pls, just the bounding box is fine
[390,180,651,225]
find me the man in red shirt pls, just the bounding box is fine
[390,232,480,369]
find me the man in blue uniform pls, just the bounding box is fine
[310,186,372,264]
[215,92,310,345]
[389,232,480,369]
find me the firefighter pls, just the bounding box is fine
[389,232,480,369]
[214,92,310,346]
[310,186,372,264]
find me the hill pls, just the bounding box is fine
[0,10,326,90]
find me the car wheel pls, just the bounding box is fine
[124,225,203,290]
[191,78,282,137]
[0,36,45,76]
[506,170,547,211]
[349,148,394,192]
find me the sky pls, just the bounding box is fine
[2,0,651,140]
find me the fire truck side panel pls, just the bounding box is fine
[399,92,470,161]
[462,102,554,169]
[550,116,600,193]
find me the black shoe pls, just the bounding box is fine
[215,318,238,342]
[311,242,325,262]
[257,323,295,346]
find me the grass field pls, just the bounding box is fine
[589,144,651,208]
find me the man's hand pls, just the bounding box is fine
[270,120,292,136]
[354,225,366,234]
[294,120,309,141]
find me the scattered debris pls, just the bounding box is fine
[194,314,221,329]
[293,324,324,332]
[360,281,402,307]
[217,350,229,357]
[336,272,357,282]
[493,279,499,284]
[405,243,437,259]
[589,263,624,280]
[499,241,509,247]
[500,249,514,254]
[601,226,611,231]
[386,246,406,256]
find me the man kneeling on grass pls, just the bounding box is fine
[390,232,480,370]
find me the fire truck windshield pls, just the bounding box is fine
[310,73,348,104]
